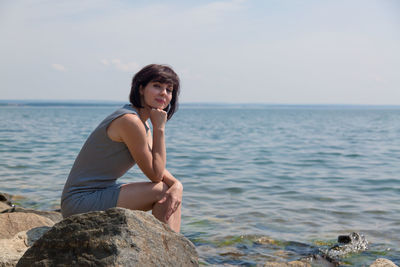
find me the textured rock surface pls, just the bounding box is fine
[324,232,368,259]
[0,201,11,212]
[370,258,399,267]
[0,213,54,239]
[0,192,13,206]
[0,192,12,213]
[0,227,51,267]
[17,208,198,267]
[264,261,311,267]
[0,207,62,224]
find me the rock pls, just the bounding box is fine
[323,232,368,260]
[0,212,55,239]
[0,192,13,206]
[306,254,338,267]
[370,258,399,267]
[1,207,62,224]
[0,201,11,212]
[17,208,198,267]
[0,232,27,267]
[0,227,51,267]
[264,261,311,267]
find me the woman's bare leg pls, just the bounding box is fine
[117,181,168,211]
[152,194,182,232]
[116,181,182,232]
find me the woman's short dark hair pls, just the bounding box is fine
[129,64,180,120]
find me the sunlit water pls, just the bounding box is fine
[1,104,399,266]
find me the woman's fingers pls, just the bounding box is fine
[150,108,167,130]
[164,196,181,221]
[157,196,167,204]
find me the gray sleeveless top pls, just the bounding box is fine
[61,104,147,204]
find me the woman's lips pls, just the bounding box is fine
[155,99,165,104]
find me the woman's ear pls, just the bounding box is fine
[139,85,144,95]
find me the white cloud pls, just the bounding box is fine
[51,63,66,71]
[101,59,140,73]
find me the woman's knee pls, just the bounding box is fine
[153,181,168,200]
[175,181,183,195]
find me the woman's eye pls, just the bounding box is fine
[167,89,173,93]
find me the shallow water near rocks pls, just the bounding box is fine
[1,104,399,266]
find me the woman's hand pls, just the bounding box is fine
[150,108,167,130]
[157,182,182,221]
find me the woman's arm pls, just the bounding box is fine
[162,169,182,188]
[146,127,182,220]
[145,122,181,187]
[111,112,166,182]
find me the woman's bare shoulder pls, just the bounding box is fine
[108,113,145,142]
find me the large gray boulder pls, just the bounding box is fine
[17,208,198,267]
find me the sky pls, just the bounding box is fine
[0,0,399,104]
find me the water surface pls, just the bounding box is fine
[0,104,399,266]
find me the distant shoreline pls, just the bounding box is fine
[1,100,400,109]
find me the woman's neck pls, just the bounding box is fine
[137,106,150,123]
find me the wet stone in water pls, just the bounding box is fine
[324,232,368,259]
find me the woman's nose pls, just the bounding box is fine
[160,87,168,95]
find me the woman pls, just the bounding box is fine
[61,64,183,232]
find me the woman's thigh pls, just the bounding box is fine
[61,185,121,218]
[116,181,168,211]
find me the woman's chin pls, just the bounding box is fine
[155,104,166,110]
[145,101,166,110]
[147,105,164,110]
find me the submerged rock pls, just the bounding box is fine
[17,208,198,267]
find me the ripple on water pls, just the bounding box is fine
[39,159,58,164]
[344,153,363,158]
[223,187,245,194]
[7,164,30,169]
[252,158,275,165]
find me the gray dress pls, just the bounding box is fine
[61,104,147,218]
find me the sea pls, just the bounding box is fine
[0,102,399,266]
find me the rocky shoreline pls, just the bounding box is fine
[0,192,398,267]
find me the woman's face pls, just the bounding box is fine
[140,81,173,110]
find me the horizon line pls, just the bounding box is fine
[0,99,400,107]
